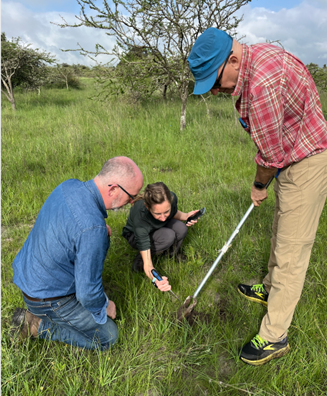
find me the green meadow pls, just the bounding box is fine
[2,80,327,395]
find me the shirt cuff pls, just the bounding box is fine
[91,293,109,325]
[255,152,285,169]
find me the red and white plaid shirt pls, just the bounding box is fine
[233,43,327,168]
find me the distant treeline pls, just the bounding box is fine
[2,31,327,116]
[306,63,327,92]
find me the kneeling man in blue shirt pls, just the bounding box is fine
[11,156,143,350]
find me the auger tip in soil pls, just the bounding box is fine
[176,296,197,322]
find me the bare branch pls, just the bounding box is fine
[52,0,251,128]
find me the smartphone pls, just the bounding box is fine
[186,207,206,223]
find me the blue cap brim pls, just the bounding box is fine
[193,67,219,95]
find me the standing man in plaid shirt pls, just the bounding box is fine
[188,28,327,366]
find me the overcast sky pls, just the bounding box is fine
[2,0,327,67]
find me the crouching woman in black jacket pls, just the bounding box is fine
[122,182,199,292]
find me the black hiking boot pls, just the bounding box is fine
[240,334,290,366]
[238,283,268,307]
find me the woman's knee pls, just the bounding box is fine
[174,221,188,240]
[153,228,175,249]
[165,229,176,246]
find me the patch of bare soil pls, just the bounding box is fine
[186,310,211,326]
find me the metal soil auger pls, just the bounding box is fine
[177,176,275,322]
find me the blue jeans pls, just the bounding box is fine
[23,294,118,351]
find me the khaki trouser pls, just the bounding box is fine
[259,149,327,343]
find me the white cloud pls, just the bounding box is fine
[1,1,117,66]
[237,1,327,66]
[2,0,327,67]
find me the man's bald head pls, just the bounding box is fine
[94,156,143,210]
[98,156,137,183]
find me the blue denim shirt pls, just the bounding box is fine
[13,179,110,324]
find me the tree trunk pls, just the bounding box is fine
[8,90,16,111]
[180,83,188,131]
[2,75,17,110]
[180,96,187,131]
[65,77,69,90]
[162,84,167,100]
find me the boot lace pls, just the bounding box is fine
[251,334,268,350]
[250,284,267,294]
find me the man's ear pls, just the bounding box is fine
[108,184,117,197]
[229,54,240,71]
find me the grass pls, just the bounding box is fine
[2,84,327,395]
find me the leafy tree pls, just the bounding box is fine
[96,46,168,104]
[55,0,251,130]
[72,64,91,76]
[1,33,55,110]
[307,63,327,92]
[47,64,81,90]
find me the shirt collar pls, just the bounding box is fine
[232,44,251,97]
[85,179,108,219]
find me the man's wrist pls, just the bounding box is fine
[253,180,267,190]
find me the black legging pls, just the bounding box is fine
[124,218,188,255]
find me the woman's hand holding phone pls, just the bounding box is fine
[186,207,206,226]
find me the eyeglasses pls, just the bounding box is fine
[108,184,136,201]
[211,50,233,90]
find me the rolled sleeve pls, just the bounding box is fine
[91,293,109,325]
[74,227,110,324]
[249,85,286,168]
